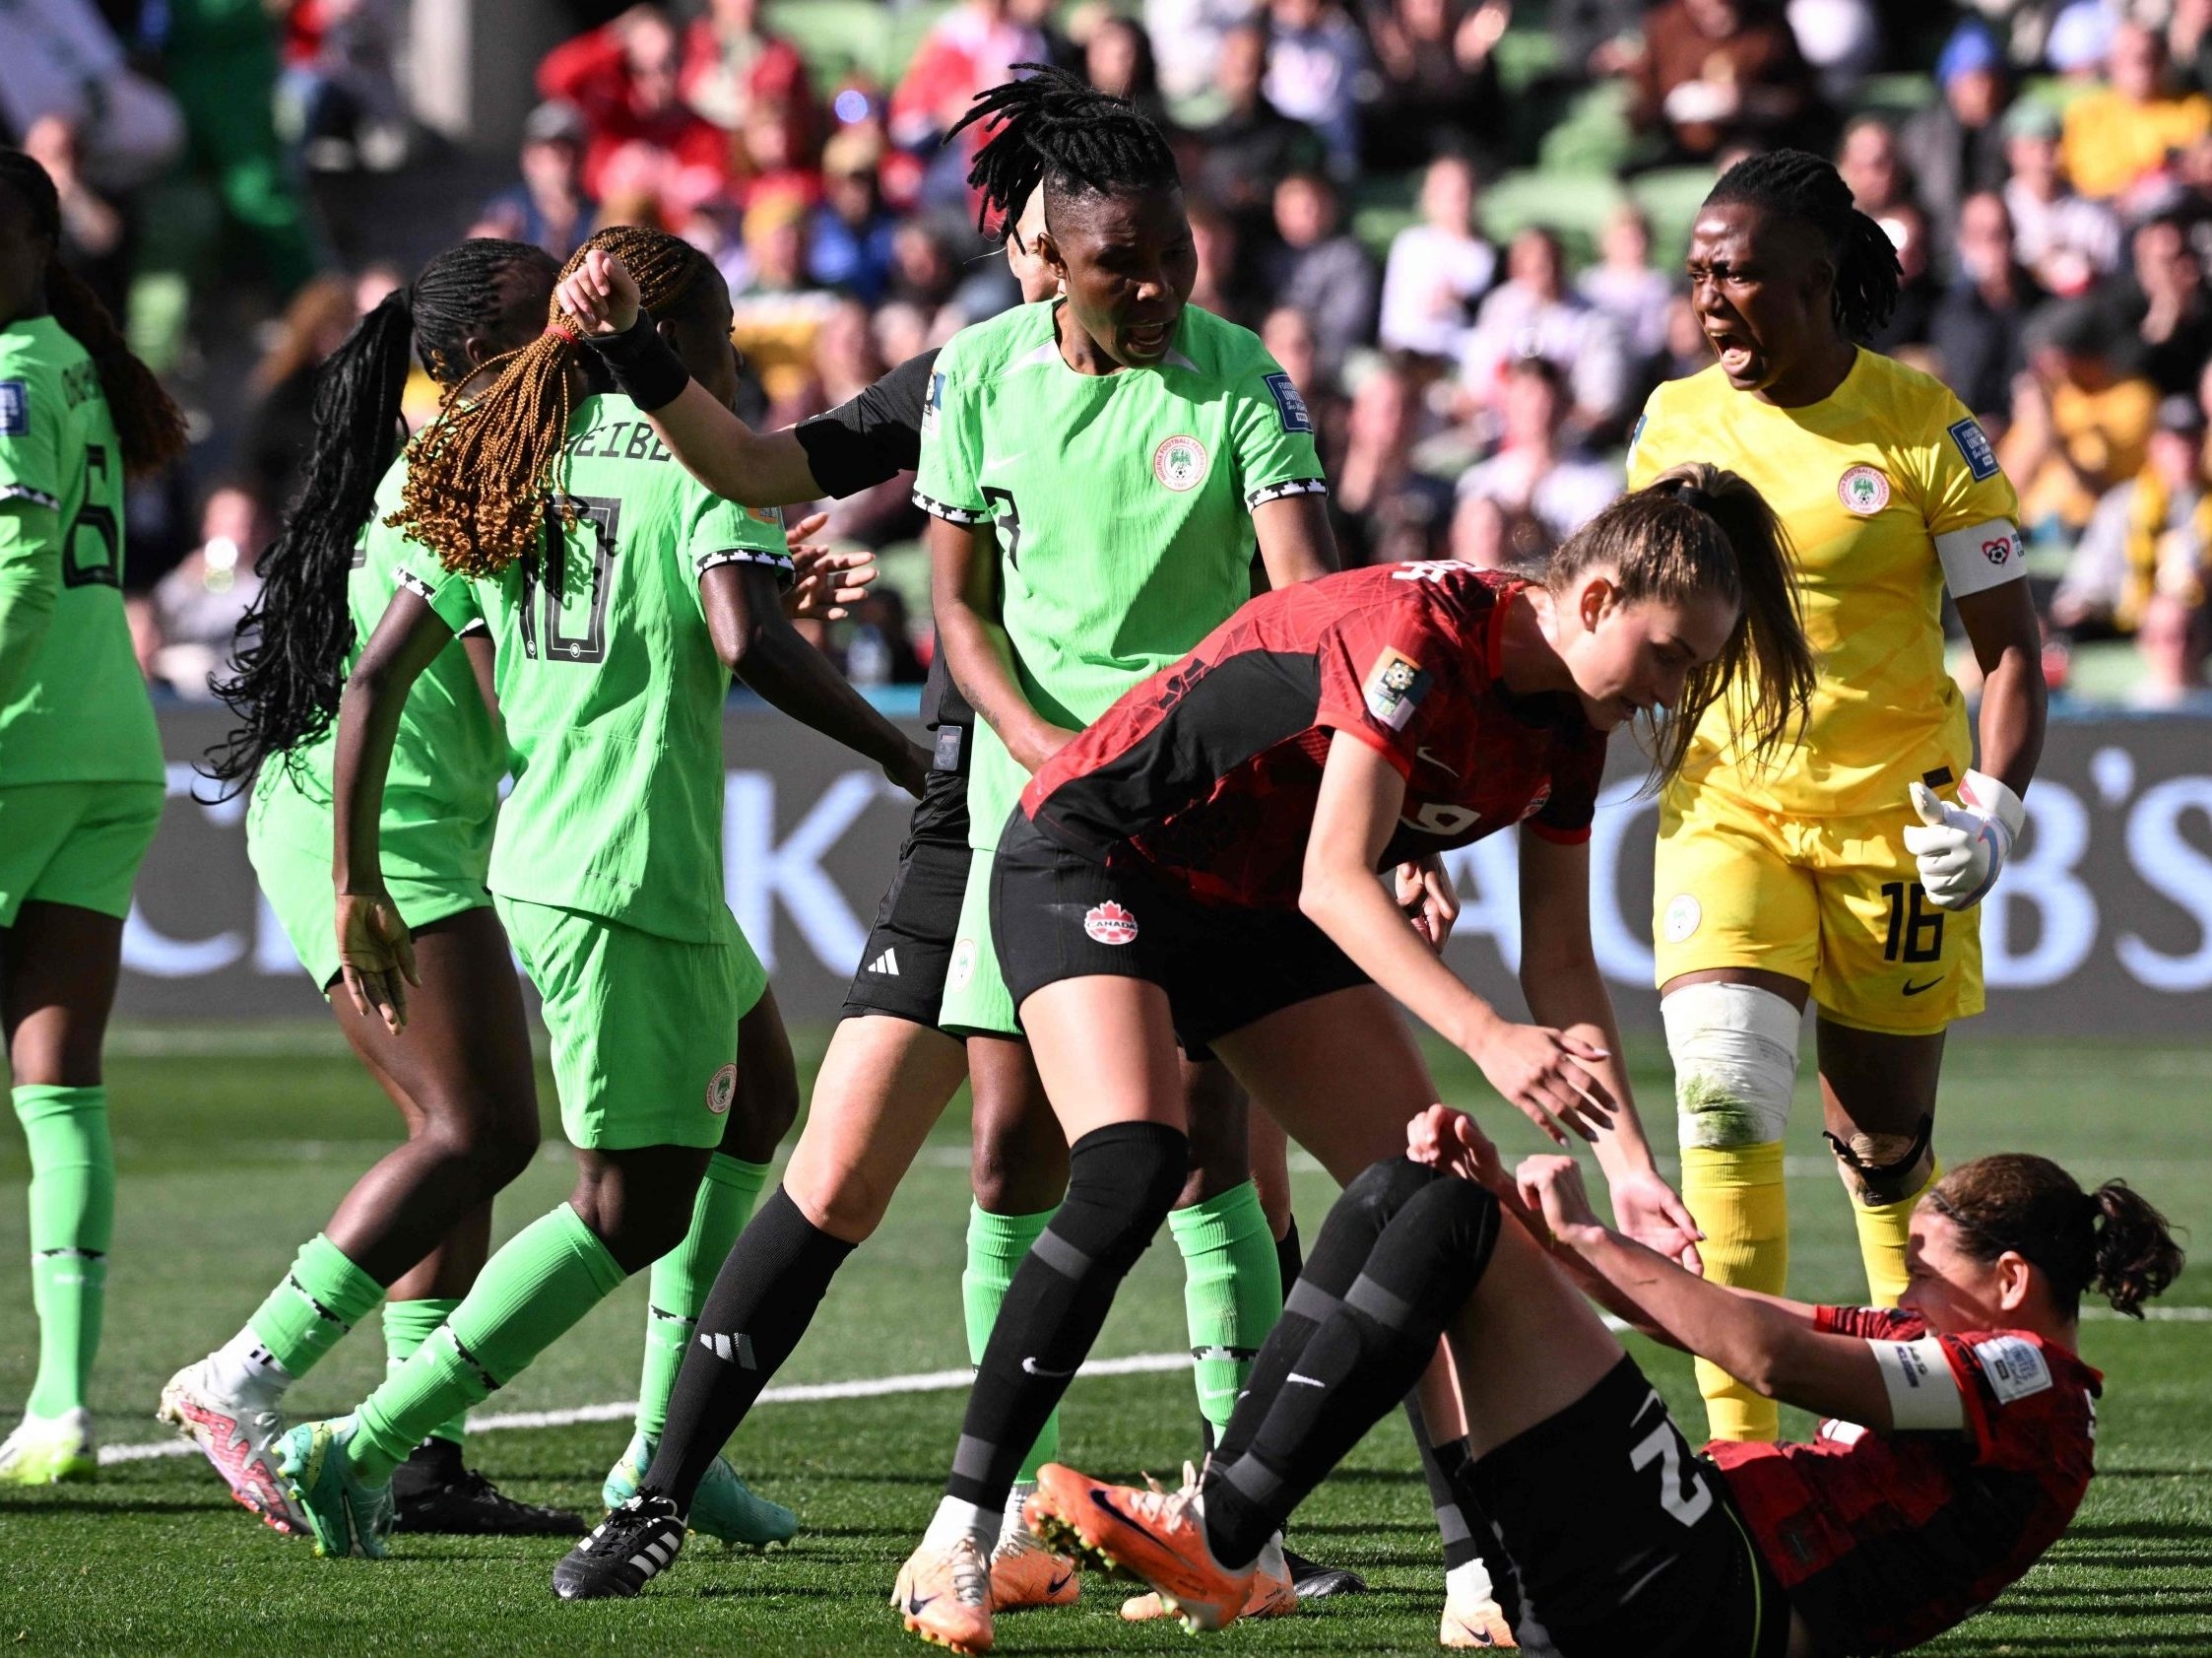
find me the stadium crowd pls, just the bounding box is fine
[11,0,2212,705]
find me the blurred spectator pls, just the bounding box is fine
[475,101,598,261]
[2172,0,2212,98]
[1659,293,1716,382]
[1188,194,1251,321]
[1264,0,1366,171]
[1262,170,1378,375]
[2096,215,2212,398]
[1455,356,1623,553]
[1999,298,2158,540]
[239,276,360,516]
[1624,0,1821,165]
[1145,0,1262,109]
[809,128,901,302]
[729,190,841,423]
[1900,23,2012,274]
[1930,191,2044,428]
[1837,116,1915,220]
[2003,100,2122,298]
[2052,393,2212,703]
[808,301,924,548]
[1788,0,1881,104]
[150,485,271,698]
[0,0,184,190]
[679,0,819,168]
[1361,0,1509,170]
[2046,0,2118,84]
[1867,200,1939,355]
[283,0,410,171]
[1460,226,1631,438]
[1191,21,1329,252]
[20,116,129,314]
[1576,202,1673,373]
[539,6,730,224]
[1333,360,1455,563]
[1084,12,1175,129]
[839,588,929,687]
[2061,23,2212,204]
[885,212,1018,339]
[890,0,1049,201]
[1378,154,1497,362]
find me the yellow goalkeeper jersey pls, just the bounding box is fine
[1627,349,2023,819]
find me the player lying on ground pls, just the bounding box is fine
[1033,1117,2182,1657]
[273,225,926,1560]
[861,467,1815,1654]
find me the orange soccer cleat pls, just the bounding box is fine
[989,1518,1080,1611]
[1025,1461,1281,1633]
[891,1532,996,1654]
[1440,1586,1520,1648]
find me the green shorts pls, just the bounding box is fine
[936,843,1019,1039]
[0,781,164,929]
[496,895,768,1152]
[246,824,489,993]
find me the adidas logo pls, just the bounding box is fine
[698,1331,758,1369]
[867,948,900,976]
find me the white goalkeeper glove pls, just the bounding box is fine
[1904,769,2026,911]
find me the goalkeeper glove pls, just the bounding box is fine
[1904,769,2025,911]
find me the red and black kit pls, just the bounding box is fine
[990,563,1609,1049]
[1711,1306,2103,1656]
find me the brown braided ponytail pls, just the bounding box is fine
[390,226,716,578]
[0,150,186,477]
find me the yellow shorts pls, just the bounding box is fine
[1653,783,1983,1035]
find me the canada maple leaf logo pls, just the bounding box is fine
[1083,901,1139,945]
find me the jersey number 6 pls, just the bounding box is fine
[62,443,120,590]
[521,495,620,664]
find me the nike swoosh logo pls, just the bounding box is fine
[1047,1570,1073,1595]
[1903,977,1945,996]
[1022,1357,1076,1378]
[905,1592,938,1615]
[1416,746,1460,775]
[1286,1373,1326,1388]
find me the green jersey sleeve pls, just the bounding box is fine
[686,497,795,594]
[913,347,990,524]
[0,364,65,510]
[387,522,484,636]
[1225,350,1328,510]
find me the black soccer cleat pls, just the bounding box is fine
[553,1494,689,1601]
[1284,1544,1368,1600]
[388,1438,584,1536]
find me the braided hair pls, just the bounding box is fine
[0,150,185,477]
[393,225,716,578]
[1705,148,1902,343]
[947,64,1181,246]
[204,238,559,790]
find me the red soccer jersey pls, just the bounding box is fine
[1709,1307,2104,1656]
[1022,562,1610,910]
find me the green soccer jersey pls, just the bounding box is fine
[912,299,1325,848]
[248,453,502,889]
[0,316,161,787]
[400,393,792,944]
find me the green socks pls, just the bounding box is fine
[14,1086,115,1418]
[962,1202,1060,1481]
[349,1204,624,1483]
[1170,1180,1281,1439]
[638,1154,769,1437]
[383,1297,467,1448]
[247,1232,385,1380]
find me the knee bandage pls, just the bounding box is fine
[1662,983,1801,1151]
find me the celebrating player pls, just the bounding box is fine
[0,149,186,1484]
[877,468,1811,1652]
[270,225,926,1559]
[1034,1123,2181,1656]
[1628,150,2048,1443]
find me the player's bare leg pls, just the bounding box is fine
[1815,1018,1944,1306]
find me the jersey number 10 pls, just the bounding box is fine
[521,495,619,664]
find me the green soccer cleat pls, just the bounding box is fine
[0,1408,95,1486]
[602,1429,796,1548]
[276,1418,394,1559]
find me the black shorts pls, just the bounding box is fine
[839,765,972,1028]
[1469,1356,1790,1658]
[990,812,1369,1054]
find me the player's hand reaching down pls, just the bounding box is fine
[555,248,642,336]
[1396,854,1460,951]
[783,514,878,623]
[1464,1015,1614,1146]
[336,891,420,1035]
[1606,1167,1705,1274]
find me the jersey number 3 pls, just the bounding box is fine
[62,443,120,589]
[522,495,619,664]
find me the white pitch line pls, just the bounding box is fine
[100,1307,2211,1469]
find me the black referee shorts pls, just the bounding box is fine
[839,766,971,1029]
[990,811,1369,1055]
[1468,1356,1790,1658]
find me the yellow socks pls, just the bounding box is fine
[1680,1142,1789,1442]
[1851,1156,1939,1308]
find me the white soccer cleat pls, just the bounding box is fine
[1440,1588,1519,1648]
[159,1358,304,1533]
[0,1406,95,1485]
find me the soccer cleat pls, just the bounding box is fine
[0,1407,95,1486]
[275,1418,394,1559]
[988,1518,1080,1611]
[1117,1532,1297,1625]
[891,1532,995,1654]
[158,1359,302,1532]
[1286,1543,1368,1599]
[390,1439,583,1535]
[1441,1589,1520,1648]
[552,1494,688,1600]
[602,1429,796,1548]
[1026,1461,1278,1633]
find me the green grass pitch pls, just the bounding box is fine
[2,1023,2207,1655]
